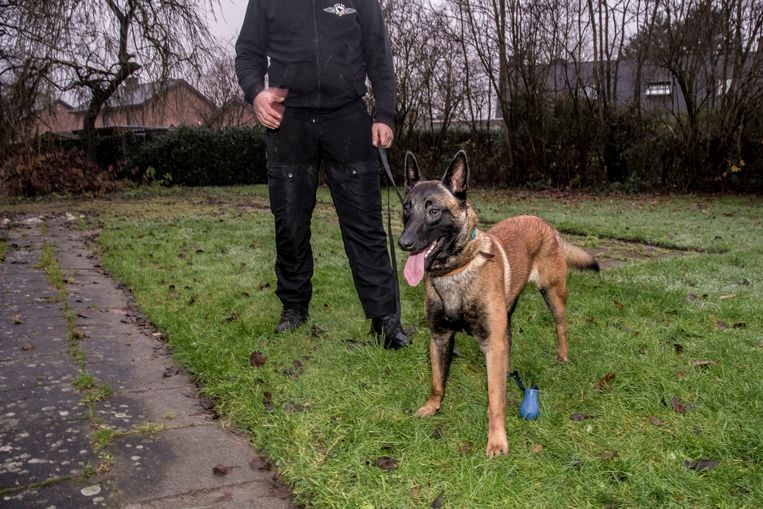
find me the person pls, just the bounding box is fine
[235,0,409,348]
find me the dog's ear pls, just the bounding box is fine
[404,151,422,194]
[442,150,469,202]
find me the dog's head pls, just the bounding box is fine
[398,150,473,285]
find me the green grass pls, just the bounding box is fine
[22,187,763,508]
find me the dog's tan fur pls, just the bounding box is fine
[400,151,598,457]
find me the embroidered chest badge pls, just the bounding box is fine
[324,3,356,16]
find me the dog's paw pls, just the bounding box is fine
[485,436,509,457]
[555,353,569,363]
[415,403,439,417]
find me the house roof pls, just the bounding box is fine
[72,78,213,111]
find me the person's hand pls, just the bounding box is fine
[253,88,288,129]
[371,122,394,148]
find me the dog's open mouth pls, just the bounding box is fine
[403,237,445,286]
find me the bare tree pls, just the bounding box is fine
[2,0,219,158]
[194,43,254,127]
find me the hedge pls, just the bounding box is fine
[127,126,268,186]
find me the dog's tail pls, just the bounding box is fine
[561,241,600,272]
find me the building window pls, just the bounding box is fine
[716,78,732,95]
[646,82,671,97]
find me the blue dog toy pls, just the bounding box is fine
[510,371,540,420]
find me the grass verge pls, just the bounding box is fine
[23,187,763,508]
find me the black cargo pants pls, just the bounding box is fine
[265,100,397,319]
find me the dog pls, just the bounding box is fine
[398,150,599,457]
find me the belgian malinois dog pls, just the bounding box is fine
[399,150,599,457]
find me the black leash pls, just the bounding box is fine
[378,147,404,314]
[378,147,405,205]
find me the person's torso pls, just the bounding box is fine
[260,0,369,110]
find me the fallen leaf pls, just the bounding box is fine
[20,343,35,351]
[431,491,444,508]
[674,343,684,354]
[570,413,595,421]
[282,401,309,413]
[532,444,544,454]
[649,416,664,426]
[256,282,270,291]
[639,346,647,355]
[372,456,398,470]
[250,351,267,367]
[593,371,616,392]
[458,442,474,455]
[430,427,444,440]
[683,459,719,471]
[613,300,625,310]
[732,322,746,328]
[162,367,179,378]
[249,457,272,471]
[719,294,736,300]
[598,450,619,460]
[737,279,751,286]
[221,312,239,323]
[690,359,718,369]
[671,397,686,414]
[687,292,698,302]
[676,370,687,379]
[263,391,274,412]
[716,320,728,331]
[212,463,232,476]
[310,324,327,337]
[12,314,22,325]
[200,396,215,410]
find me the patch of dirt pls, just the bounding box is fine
[565,234,686,269]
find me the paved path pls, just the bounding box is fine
[1,214,296,508]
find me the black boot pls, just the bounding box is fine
[370,312,411,349]
[275,308,308,333]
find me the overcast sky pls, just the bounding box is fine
[209,0,249,45]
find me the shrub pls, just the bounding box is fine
[0,148,122,197]
[127,126,268,186]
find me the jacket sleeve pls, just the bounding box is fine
[357,0,396,128]
[235,0,268,105]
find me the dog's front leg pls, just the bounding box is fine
[416,330,455,417]
[483,326,509,457]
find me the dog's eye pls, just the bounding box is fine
[428,208,441,217]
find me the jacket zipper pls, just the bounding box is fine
[312,0,321,110]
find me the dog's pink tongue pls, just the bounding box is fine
[404,252,426,286]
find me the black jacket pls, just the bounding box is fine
[235,0,396,127]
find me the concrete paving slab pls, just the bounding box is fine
[94,387,213,432]
[0,418,94,489]
[121,479,294,509]
[109,425,273,503]
[78,328,159,362]
[84,356,194,393]
[1,382,87,431]
[0,357,79,393]
[0,321,69,358]
[1,477,113,509]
